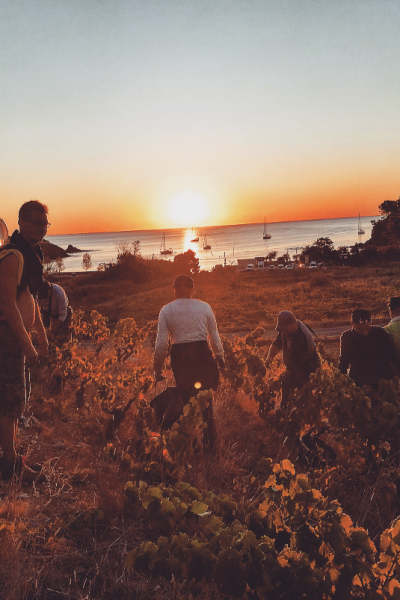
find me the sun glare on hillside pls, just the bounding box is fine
[167,191,210,226]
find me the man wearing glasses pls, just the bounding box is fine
[0,200,49,481]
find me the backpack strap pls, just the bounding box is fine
[0,246,24,284]
[302,321,319,339]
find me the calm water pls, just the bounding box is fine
[46,216,378,272]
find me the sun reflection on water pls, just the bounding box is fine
[183,229,200,254]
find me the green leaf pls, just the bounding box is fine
[148,487,163,499]
[191,501,209,515]
[125,549,138,572]
[160,498,177,516]
[208,516,224,534]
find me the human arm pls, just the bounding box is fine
[338,332,351,375]
[33,300,48,356]
[206,306,224,362]
[153,310,169,379]
[0,254,38,366]
[265,341,280,367]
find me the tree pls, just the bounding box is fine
[379,198,400,215]
[55,256,65,273]
[279,252,290,264]
[116,241,140,263]
[82,252,92,274]
[301,237,338,263]
[173,249,200,275]
[266,251,277,261]
[43,257,57,276]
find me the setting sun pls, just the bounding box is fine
[166,191,211,226]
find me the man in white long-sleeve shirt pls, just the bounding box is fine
[154,274,224,391]
[153,274,224,446]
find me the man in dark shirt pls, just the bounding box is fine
[265,310,320,409]
[338,308,400,388]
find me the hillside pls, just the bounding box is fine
[366,199,400,248]
[2,281,400,599]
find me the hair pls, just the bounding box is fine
[173,274,194,289]
[388,296,400,312]
[19,200,48,220]
[351,308,371,324]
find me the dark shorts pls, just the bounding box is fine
[0,321,28,419]
[170,340,219,396]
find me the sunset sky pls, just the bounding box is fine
[1,0,399,235]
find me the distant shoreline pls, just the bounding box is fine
[46,215,380,237]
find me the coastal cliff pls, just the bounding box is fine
[365,199,400,248]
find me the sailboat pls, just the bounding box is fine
[160,233,173,255]
[358,214,365,235]
[203,235,211,250]
[263,217,271,240]
[190,227,199,242]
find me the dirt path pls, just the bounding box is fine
[221,318,389,341]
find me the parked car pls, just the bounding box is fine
[309,261,318,268]
[285,263,294,270]
[268,264,276,270]
[246,264,254,272]
[277,264,285,269]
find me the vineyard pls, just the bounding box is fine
[2,309,400,599]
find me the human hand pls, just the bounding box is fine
[38,339,49,357]
[24,344,39,368]
[217,357,225,370]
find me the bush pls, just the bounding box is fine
[309,273,331,287]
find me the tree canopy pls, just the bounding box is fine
[173,249,200,275]
[301,237,337,262]
[379,198,400,215]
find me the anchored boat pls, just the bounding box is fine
[160,233,173,255]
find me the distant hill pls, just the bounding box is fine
[40,239,69,260]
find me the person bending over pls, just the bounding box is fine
[38,280,72,344]
[265,310,320,410]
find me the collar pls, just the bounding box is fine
[10,229,43,260]
[388,316,400,324]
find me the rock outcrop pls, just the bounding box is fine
[40,240,69,260]
[66,244,83,253]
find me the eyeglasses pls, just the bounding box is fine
[24,220,51,228]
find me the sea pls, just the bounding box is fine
[46,216,378,273]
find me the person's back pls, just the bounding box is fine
[155,297,222,353]
[154,275,224,394]
[153,274,224,448]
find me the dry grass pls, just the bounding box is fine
[0,340,293,599]
[63,263,400,331]
[2,263,400,598]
